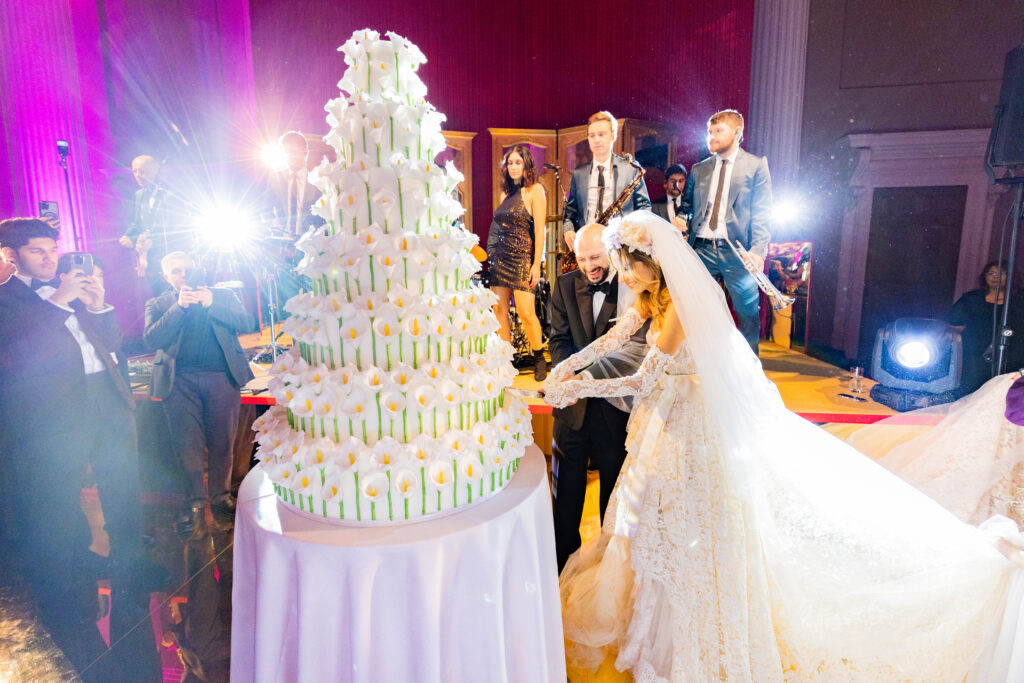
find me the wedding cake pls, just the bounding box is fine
[252,30,532,524]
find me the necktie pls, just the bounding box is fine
[596,165,606,217]
[672,198,680,217]
[708,159,729,233]
[586,281,611,295]
[31,277,59,291]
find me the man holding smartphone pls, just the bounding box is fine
[0,217,158,679]
[144,251,254,534]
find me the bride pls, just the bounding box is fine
[542,210,1024,681]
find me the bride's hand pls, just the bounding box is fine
[543,379,582,408]
[547,360,574,384]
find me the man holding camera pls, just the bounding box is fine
[0,217,158,679]
[144,251,254,534]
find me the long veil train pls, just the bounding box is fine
[613,211,1023,679]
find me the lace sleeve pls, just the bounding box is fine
[549,307,645,380]
[544,345,674,408]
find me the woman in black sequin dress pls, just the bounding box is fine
[487,144,548,379]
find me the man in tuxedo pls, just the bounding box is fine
[119,154,190,297]
[144,252,254,534]
[651,163,689,232]
[561,111,651,256]
[0,218,158,680]
[681,109,773,354]
[268,131,325,236]
[548,223,649,570]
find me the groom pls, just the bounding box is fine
[548,222,648,570]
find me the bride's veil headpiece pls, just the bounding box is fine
[601,210,1020,679]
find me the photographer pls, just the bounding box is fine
[0,218,157,680]
[144,252,253,534]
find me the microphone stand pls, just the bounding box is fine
[984,106,1024,375]
[995,182,1023,375]
[57,141,82,249]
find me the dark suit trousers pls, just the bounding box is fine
[4,371,146,679]
[7,371,142,563]
[552,398,630,571]
[695,241,761,354]
[163,371,241,501]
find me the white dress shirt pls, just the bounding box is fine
[590,271,615,325]
[287,170,308,234]
[586,156,614,224]
[15,273,112,374]
[666,195,682,221]
[697,148,738,239]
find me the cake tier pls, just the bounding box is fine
[254,394,532,524]
[256,28,531,525]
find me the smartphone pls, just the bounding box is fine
[57,251,94,276]
[38,200,59,229]
[185,267,207,288]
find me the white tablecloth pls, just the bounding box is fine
[231,445,565,682]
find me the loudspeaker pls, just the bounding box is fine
[991,43,1024,167]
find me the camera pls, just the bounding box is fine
[57,251,94,276]
[185,267,207,289]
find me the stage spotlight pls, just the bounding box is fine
[893,340,932,369]
[773,200,801,225]
[261,143,288,171]
[870,318,962,410]
[196,204,256,250]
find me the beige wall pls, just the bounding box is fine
[795,0,1024,359]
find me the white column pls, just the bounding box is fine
[747,0,811,189]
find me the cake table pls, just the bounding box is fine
[230,445,565,682]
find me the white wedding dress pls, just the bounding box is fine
[545,212,1024,682]
[847,373,1024,526]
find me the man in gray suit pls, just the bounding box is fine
[560,111,651,255]
[681,109,773,354]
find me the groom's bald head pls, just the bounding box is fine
[574,223,610,284]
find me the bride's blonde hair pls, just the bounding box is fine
[612,247,671,330]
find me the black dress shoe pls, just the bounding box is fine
[210,492,237,528]
[176,499,206,538]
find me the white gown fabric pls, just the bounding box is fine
[847,373,1024,526]
[543,211,1024,682]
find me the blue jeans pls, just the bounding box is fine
[694,242,761,354]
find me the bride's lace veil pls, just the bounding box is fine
[603,210,1019,678]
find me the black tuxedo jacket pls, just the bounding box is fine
[548,270,648,430]
[0,278,132,443]
[143,287,255,396]
[265,172,326,235]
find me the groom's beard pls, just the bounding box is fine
[586,265,610,283]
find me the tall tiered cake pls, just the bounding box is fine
[252,30,532,524]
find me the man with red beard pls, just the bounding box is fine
[547,222,648,570]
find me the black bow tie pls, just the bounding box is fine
[586,281,611,295]
[30,277,59,291]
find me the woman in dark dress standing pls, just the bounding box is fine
[487,144,548,380]
[949,260,1023,395]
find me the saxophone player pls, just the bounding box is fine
[560,111,651,256]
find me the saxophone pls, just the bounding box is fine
[558,154,646,275]
[595,153,646,226]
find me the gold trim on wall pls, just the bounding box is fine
[440,131,477,234]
